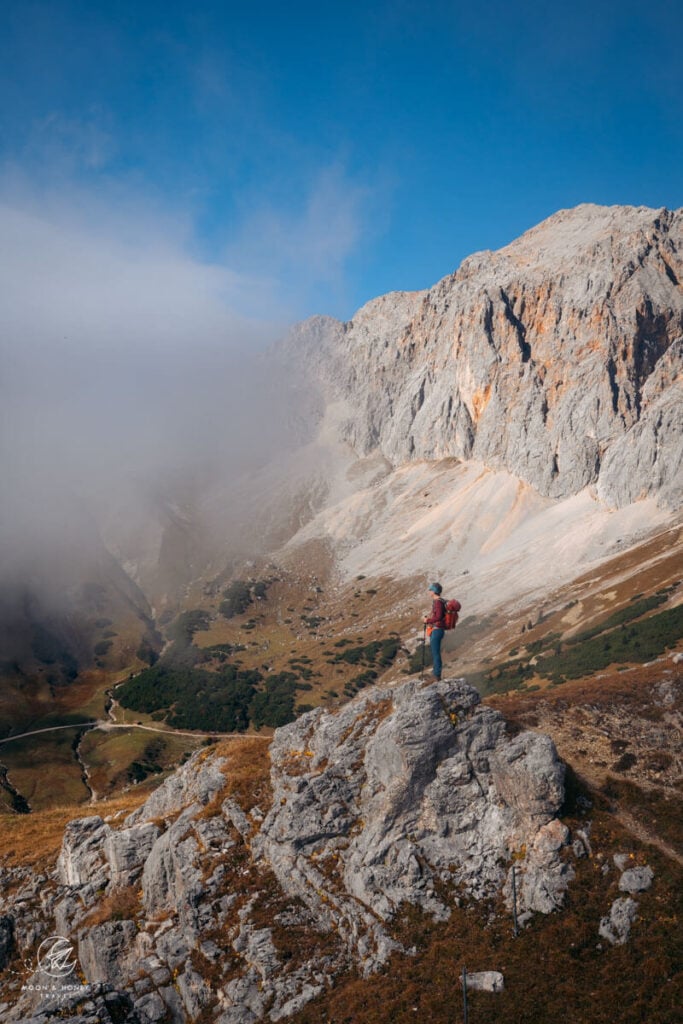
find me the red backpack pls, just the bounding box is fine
[443,599,461,630]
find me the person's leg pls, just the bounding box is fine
[430,628,444,680]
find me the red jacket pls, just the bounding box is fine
[425,597,446,628]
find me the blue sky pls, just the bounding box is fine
[1,0,682,324]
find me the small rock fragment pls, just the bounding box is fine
[599,897,638,945]
[462,971,505,993]
[619,865,654,893]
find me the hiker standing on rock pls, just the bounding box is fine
[424,582,446,682]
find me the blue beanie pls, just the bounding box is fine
[429,582,442,595]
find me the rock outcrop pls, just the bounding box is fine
[283,204,683,509]
[599,896,639,946]
[254,678,569,968]
[597,857,654,947]
[1,679,579,1023]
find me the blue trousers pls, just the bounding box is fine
[430,628,445,679]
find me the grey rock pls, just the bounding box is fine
[1,675,576,1023]
[54,892,88,935]
[175,965,213,1019]
[134,991,168,1022]
[284,204,683,509]
[573,828,592,858]
[140,815,204,928]
[158,984,187,1024]
[57,817,111,889]
[125,752,227,826]
[200,939,222,962]
[599,896,638,945]
[613,853,631,871]
[490,732,565,827]
[270,980,326,1020]
[217,970,267,1023]
[149,965,171,987]
[104,823,160,886]
[462,970,505,993]
[0,914,14,969]
[619,865,654,893]
[597,342,683,508]
[256,678,567,970]
[6,983,139,1024]
[77,921,138,988]
[508,819,575,915]
[154,925,192,971]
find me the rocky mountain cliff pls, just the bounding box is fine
[1,205,681,1024]
[1,678,580,1023]
[282,204,683,509]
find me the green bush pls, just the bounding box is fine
[167,610,211,647]
[136,639,159,666]
[220,581,253,618]
[126,738,167,783]
[118,660,311,734]
[250,673,298,729]
[477,600,683,694]
[564,594,668,647]
[328,636,400,668]
[405,642,432,674]
[539,603,683,681]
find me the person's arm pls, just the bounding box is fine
[424,599,445,625]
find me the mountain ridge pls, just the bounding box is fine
[281,202,682,509]
[1,183,682,1019]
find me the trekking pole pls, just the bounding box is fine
[512,864,519,937]
[462,966,469,1024]
[421,624,426,680]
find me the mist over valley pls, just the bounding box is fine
[1,201,682,1024]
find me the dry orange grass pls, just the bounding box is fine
[0,738,271,877]
[82,883,142,927]
[292,804,683,1024]
[199,735,273,816]
[0,790,148,872]
[191,559,421,710]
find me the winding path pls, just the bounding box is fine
[0,721,259,746]
[0,722,97,745]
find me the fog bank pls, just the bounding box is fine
[0,194,318,598]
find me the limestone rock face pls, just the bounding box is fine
[284,205,683,508]
[254,679,567,968]
[57,816,111,890]
[1,681,575,1023]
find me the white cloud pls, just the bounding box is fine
[224,163,370,310]
[0,163,374,587]
[0,196,276,357]
[0,184,293,583]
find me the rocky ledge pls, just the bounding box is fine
[2,679,577,1023]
